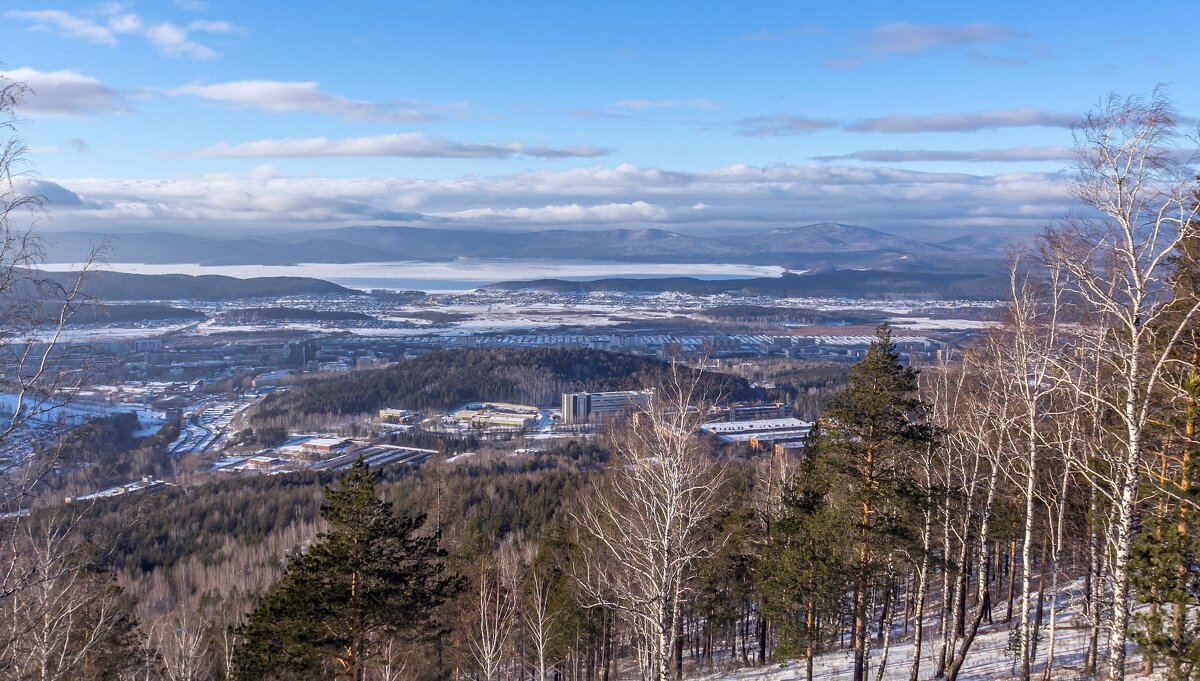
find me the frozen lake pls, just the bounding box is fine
[46,259,787,292]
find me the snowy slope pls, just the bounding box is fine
[695,586,1156,681]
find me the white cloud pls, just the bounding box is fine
[0,67,121,117]
[447,201,672,224]
[6,9,117,45]
[866,22,1018,55]
[188,20,234,33]
[142,22,217,59]
[34,162,1076,234]
[814,145,1075,163]
[847,108,1076,133]
[608,98,723,111]
[831,22,1029,68]
[6,8,235,59]
[193,133,609,159]
[734,113,839,136]
[164,80,435,121]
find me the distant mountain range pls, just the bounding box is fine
[486,269,1009,301]
[39,270,356,301]
[44,224,1028,272]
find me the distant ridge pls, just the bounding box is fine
[44,224,1024,270]
[40,270,357,301]
[485,268,1009,301]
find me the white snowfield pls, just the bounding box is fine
[696,588,1156,681]
[698,625,1097,680]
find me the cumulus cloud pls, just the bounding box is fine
[831,22,1025,67]
[6,8,236,59]
[35,162,1075,234]
[0,67,121,117]
[164,80,436,121]
[193,133,610,159]
[734,113,839,136]
[814,145,1075,163]
[847,108,1076,133]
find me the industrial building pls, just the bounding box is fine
[65,476,167,504]
[700,417,813,449]
[301,437,354,454]
[453,402,541,430]
[378,408,419,424]
[711,402,794,421]
[561,389,653,424]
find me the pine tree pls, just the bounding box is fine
[812,324,929,681]
[1132,513,1200,680]
[233,460,463,681]
[760,439,854,681]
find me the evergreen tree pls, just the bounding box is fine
[233,460,463,681]
[811,324,929,681]
[760,439,854,681]
[1131,218,1200,680]
[1132,512,1200,680]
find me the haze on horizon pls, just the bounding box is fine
[2,0,1197,241]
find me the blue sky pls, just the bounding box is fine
[2,0,1196,238]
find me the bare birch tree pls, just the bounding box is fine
[0,72,104,496]
[1041,90,1200,680]
[471,559,515,681]
[571,362,728,681]
[522,566,558,681]
[0,516,139,680]
[153,607,211,681]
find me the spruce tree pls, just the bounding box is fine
[233,460,462,681]
[812,324,929,681]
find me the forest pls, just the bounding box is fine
[214,307,378,324]
[249,347,762,423]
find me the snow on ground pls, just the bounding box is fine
[694,622,1127,681]
[888,316,1000,331]
[696,584,1155,681]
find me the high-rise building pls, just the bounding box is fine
[561,389,653,423]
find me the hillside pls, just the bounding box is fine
[213,307,376,323]
[488,269,1009,300]
[65,303,207,325]
[249,347,754,422]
